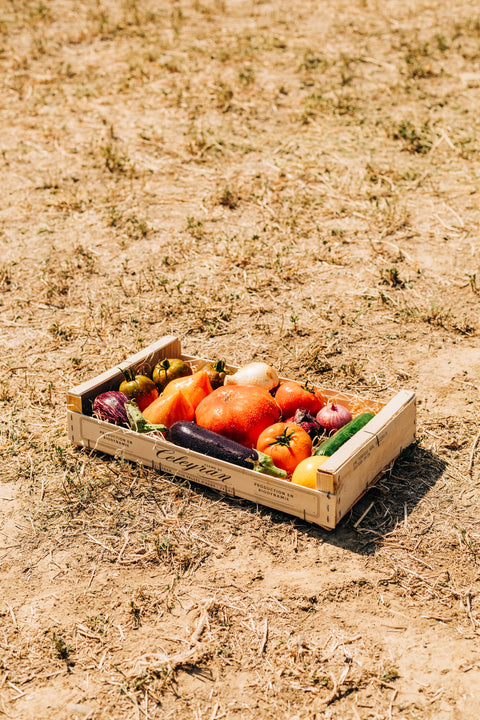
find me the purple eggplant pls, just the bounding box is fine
[168,421,287,478]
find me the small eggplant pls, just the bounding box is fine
[168,421,287,478]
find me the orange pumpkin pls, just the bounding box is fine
[161,370,213,410]
[142,390,194,427]
[195,384,282,448]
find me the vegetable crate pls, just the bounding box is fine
[66,335,416,530]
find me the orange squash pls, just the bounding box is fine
[142,390,194,427]
[195,384,281,448]
[161,370,213,410]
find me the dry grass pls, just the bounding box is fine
[2,0,480,718]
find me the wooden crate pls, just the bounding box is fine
[66,335,416,530]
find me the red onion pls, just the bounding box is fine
[316,403,352,434]
[92,391,130,427]
[286,408,323,440]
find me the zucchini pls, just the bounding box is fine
[168,421,287,478]
[314,412,375,457]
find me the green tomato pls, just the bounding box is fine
[119,368,158,411]
[197,359,232,389]
[152,358,192,391]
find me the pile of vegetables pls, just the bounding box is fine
[91,358,377,489]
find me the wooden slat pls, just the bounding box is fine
[67,410,324,525]
[315,490,338,530]
[334,392,416,522]
[66,335,181,415]
[66,395,83,413]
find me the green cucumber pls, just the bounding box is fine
[314,412,375,457]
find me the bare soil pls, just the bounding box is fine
[2,1,480,718]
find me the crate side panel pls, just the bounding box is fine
[334,394,416,522]
[68,412,324,524]
[356,389,416,436]
[326,390,416,475]
[315,390,415,494]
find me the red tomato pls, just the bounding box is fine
[274,380,325,419]
[256,422,312,475]
[195,384,282,448]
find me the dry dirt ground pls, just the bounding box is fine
[2,0,480,718]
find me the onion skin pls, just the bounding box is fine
[316,403,352,434]
[92,391,130,427]
[224,362,279,391]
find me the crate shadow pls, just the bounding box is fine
[200,442,446,555]
[278,442,446,554]
[82,441,445,556]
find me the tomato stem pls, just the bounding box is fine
[301,380,316,395]
[254,451,288,478]
[213,359,226,373]
[268,427,296,447]
[120,367,135,383]
[126,402,167,435]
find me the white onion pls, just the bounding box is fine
[316,403,352,433]
[224,361,279,391]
